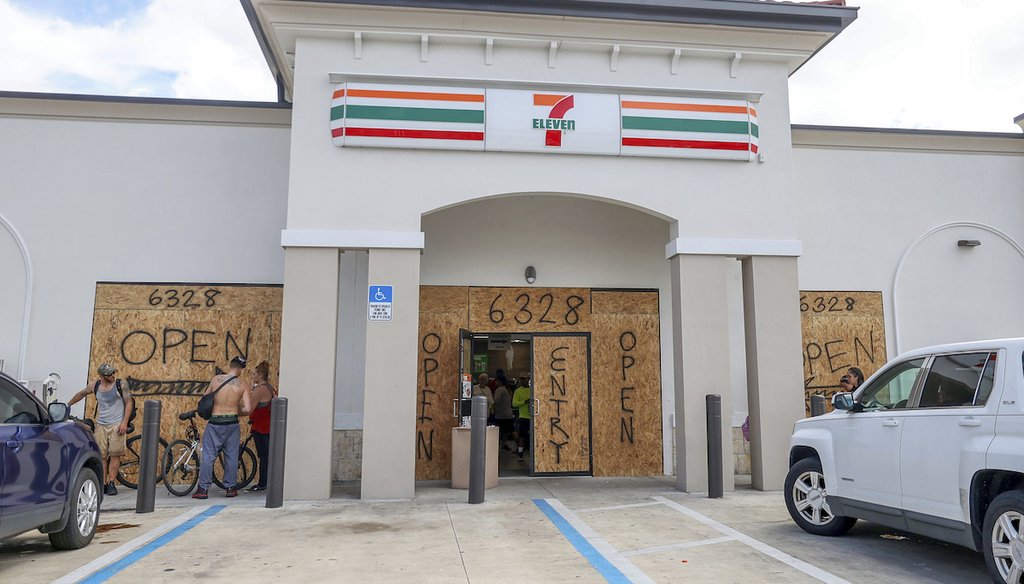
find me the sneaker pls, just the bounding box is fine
[104,481,117,496]
[192,488,209,500]
[247,485,266,493]
[225,488,238,498]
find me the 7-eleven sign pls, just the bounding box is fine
[532,94,576,146]
[486,89,620,155]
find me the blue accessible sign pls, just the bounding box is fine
[368,285,393,321]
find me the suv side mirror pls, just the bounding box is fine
[832,392,855,411]
[48,402,69,423]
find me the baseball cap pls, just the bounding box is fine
[98,363,117,376]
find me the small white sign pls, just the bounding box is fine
[368,285,393,321]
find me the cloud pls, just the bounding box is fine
[1,0,1021,132]
[789,0,1024,132]
[0,0,277,100]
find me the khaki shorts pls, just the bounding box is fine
[94,423,126,459]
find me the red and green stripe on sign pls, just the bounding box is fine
[619,97,758,160]
[331,84,485,150]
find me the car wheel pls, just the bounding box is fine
[48,467,100,550]
[983,490,1024,584]
[784,457,856,537]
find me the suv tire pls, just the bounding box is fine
[784,457,856,537]
[982,490,1024,584]
[48,467,100,550]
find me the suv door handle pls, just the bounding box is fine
[5,439,23,452]
[959,418,982,427]
[882,419,899,427]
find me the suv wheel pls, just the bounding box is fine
[784,457,856,537]
[48,467,100,550]
[983,490,1024,584]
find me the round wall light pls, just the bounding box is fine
[525,266,537,284]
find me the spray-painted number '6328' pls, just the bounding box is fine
[488,293,586,326]
[148,288,221,308]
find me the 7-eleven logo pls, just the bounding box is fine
[532,94,576,146]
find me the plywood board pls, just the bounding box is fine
[419,285,469,314]
[87,283,282,450]
[800,291,887,415]
[591,289,659,315]
[532,335,591,474]
[591,291,663,476]
[469,287,590,333]
[415,286,469,480]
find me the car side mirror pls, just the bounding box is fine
[832,392,855,411]
[48,402,69,423]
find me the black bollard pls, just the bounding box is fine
[266,396,288,509]
[135,400,161,513]
[706,394,723,499]
[811,395,827,417]
[468,395,488,504]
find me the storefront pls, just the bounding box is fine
[263,0,853,500]
[1,0,1022,502]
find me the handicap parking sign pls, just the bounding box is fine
[368,285,393,321]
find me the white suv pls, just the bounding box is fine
[786,338,1024,584]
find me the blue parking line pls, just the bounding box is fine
[533,499,631,584]
[79,505,226,583]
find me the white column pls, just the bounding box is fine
[670,254,734,493]
[279,247,339,500]
[742,255,804,490]
[360,248,421,499]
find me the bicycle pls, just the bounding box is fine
[69,414,167,489]
[118,434,169,489]
[162,410,258,496]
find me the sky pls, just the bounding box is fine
[1,0,1022,133]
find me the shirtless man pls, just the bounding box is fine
[193,356,252,499]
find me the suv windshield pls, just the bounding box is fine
[856,357,926,410]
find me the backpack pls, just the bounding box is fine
[94,379,137,433]
[197,375,237,420]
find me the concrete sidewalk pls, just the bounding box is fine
[0,477,990,583]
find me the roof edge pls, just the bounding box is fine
[241,0,288,102]
[0,90,291,110]
[792,123,1024,140]
[276,0,858,33]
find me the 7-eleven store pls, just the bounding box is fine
[246,0,854,499]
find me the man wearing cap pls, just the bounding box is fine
[193,356,252,499]
[68,363,133,495]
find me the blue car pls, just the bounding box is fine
[0,371,103,549]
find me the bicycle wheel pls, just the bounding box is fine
[212,447,255,490]
[162,439,200,497]
[237,447,258,490]
[118,435,168,489]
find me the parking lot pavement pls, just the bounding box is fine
[0,477,992,584]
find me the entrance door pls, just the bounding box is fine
[531,334,591,475]
[457,329,474,424]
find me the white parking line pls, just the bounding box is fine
[575,502,663,513]
[652,496,853,584]
[51,506,215,584]
[538,498,656,584]
[621,535,735,557]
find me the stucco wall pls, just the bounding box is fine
[0,98,292,398]
[792,128,1024,357]
[285,17,800,239]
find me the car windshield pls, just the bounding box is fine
[855,358,926,410]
